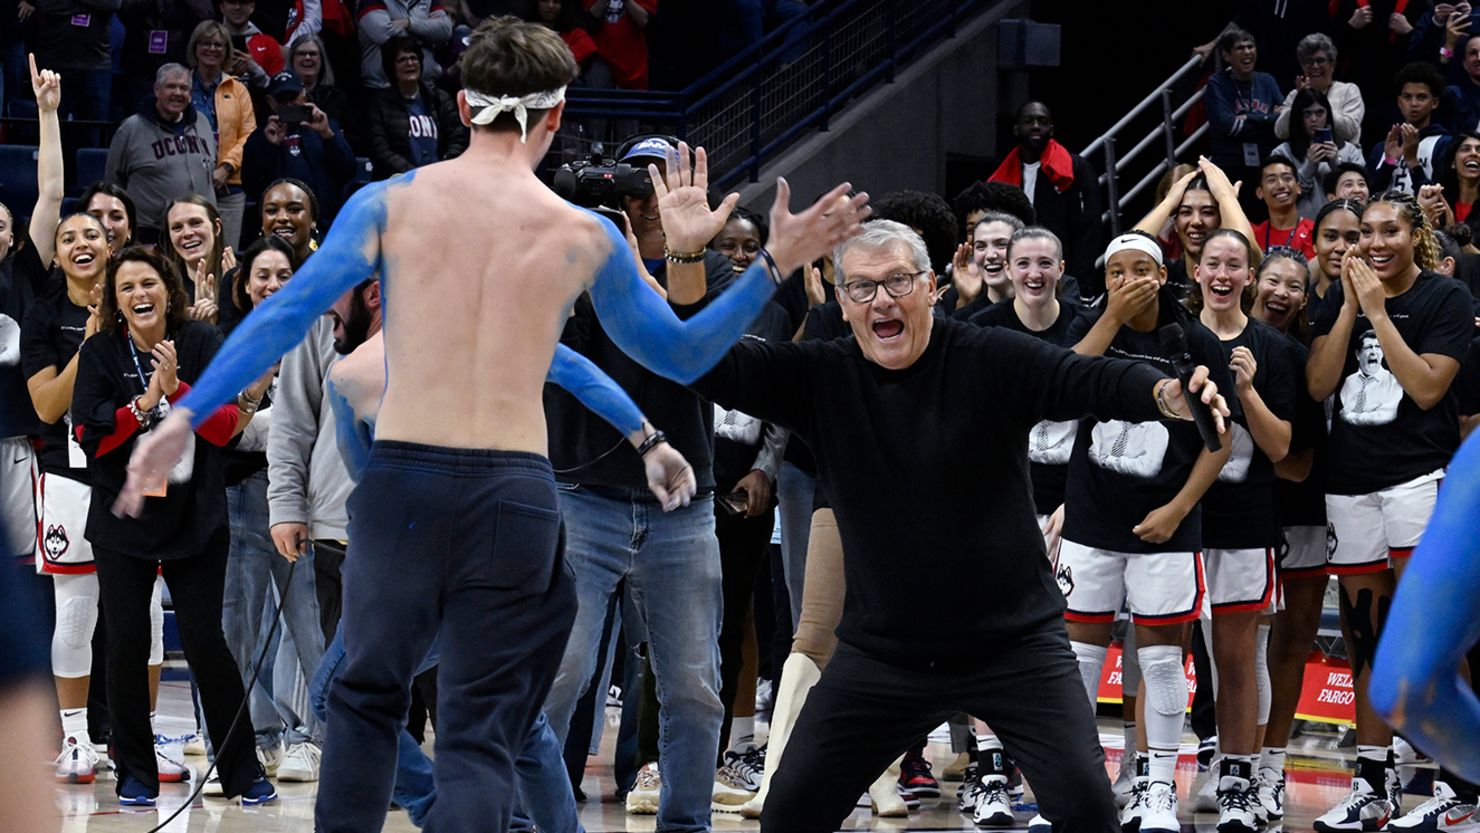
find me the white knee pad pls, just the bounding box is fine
[149,576,164,666]
[52,574,100,678]
[1138,644,1188,718]
[1255,623,1271,725]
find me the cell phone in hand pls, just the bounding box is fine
[1314,127,1333,144]
[718,491,748,516]
[594,206,630,236]
[279,103,311,128]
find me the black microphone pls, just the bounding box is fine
[1158,323,1222,452]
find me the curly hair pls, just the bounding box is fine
[97,246,190,335]
[951,181,1036,234]
[870,190,959,274]
[1366,189,1441,272]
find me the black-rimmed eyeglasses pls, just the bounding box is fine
[840,270,926,303]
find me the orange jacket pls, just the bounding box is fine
[213,74,257,187]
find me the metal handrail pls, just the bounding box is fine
[1081,52,1204,161]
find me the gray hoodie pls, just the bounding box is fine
[104,101,216,232]
[267,317,353,541]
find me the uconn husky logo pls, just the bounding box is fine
[44,524,69,560]
[1055,563,1075,598]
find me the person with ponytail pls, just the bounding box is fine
[1246,249,1328,820]
[1307,190,1479,830]
[1187,230,1300,829]
[1309,199,1366,319]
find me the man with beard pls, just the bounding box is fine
[987,101,1102,282]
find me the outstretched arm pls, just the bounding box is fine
[114,178,393,517]
[587,176,869,385]
[1371,431,1480,783]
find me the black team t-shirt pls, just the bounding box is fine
[969,298,1087,515]
[1273,336,1328,529]
[692,317,1167,664]
[1311,272,1472,495]
[1061,305,1237,554]
[1200,319,1299,550]
[20,291,90,482]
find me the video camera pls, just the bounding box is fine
[552,145,654,208]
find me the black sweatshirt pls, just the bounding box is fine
[692,316,1167,665]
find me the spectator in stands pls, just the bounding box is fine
[79,182,139,254]
[1205,27,1283,222]
[1435,132,1480,237]
[72,245,276,807]
[1275,34,1365,146]
[1251,156,1316,258]
[118,2,214,113]
[188,20,258,251]
[243,72,355,222]
[1447,34,1480,134]
[32,0,114,122]
[220,0,283,88]
[527,0,599,73]
[1336,0,1425,143]
[987,101,1102,279]
[288,35,352,136]
[1274,88,1367,218]
[585,0,656,89]
[357,0,454,90]
[1134,159,1260,290]
[1367,62,1452,196]
[363,35,468,178]
[259,178,318,265]
[1415,2,1479,81]
[104,64,218,246]
[945,211,1024,319]
[1326,161,1372,203]
[162,196,232,325]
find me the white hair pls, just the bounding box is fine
[834,220,930,282]
[155,63,190,86]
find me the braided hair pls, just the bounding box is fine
[1365,189,1441,272]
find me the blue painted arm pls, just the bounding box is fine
[548,344,644,436]
[177,179,392,426]
[1371,431,1480,782]
[326,378,374,483]
[584,213,776,385]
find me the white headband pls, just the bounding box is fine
[465,86,567,142]
[1103,233,1165,266]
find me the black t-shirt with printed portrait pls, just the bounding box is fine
[20,290,91,482]
[969,298,1088,515]
[1273,336,1328,528]
[1200,319,1299,550]
[1311,272,1473,495]
[1061,303,1237,554]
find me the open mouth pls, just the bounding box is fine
[1464,158,1480,175]
[871,319,904,341]
[1272,189,1291,202]
[71,252,96,267]
[1023,277,1047,292]
[1184,229,1207,246]
[181,238,203,252]
[1370,253,1394,269]
[272,225,297,240]
[1264,299,1289,315]
[1210,282,1235,299]
[131,303,155,316]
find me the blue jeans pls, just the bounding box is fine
[775,462,816,630]
[544,485,724,833]
[222,470,324,749]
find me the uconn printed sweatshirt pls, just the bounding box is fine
[104,100,217,233]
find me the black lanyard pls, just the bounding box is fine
[126,334,155,397]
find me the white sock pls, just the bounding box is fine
[1137,644,1188,786]
[60,708,90,745]
[1255,623,1271,725]
[730,716,755,752]
[1258,746,1286,775]
[1071,641,1109,707]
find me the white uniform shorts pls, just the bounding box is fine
[35,472,95,575]
[1204,547,1276,615]
[1278,525,1328,578]
[1057,539,1206,626]
[1325,469,1442,575]
[1,438,35,559]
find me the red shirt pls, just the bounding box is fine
[1251,217,1315,259]
[562,28,597,65]
[589,0,658,89]
[1458,202,1473,223]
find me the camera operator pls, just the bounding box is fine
[242,72,356,224]
[542,136,739,826]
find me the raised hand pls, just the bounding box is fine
[1229,344,1258,392]
[1347,252,1388,318]
[151,340,180,398]
[29,53,60,112]
[766,178,871,277]
[1197,156,1241,202]
[1105,275,1159,325]
[951,241,983,307]
[804,264,828,308]
[648,142,739,254]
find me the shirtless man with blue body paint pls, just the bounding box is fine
[115,17,868,833]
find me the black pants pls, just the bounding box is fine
[761,623,1118,833]
[311,538,346,645]
[715,503,775,756]
[315,443,576,833]
[93,533,258,796]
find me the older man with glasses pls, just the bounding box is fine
[689,221,1231,833]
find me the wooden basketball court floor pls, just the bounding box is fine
[57,678,1411,832]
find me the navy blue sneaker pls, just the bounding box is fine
[239,774,278,806]
[119,774,158,807]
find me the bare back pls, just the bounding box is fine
[373,157,613,454]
